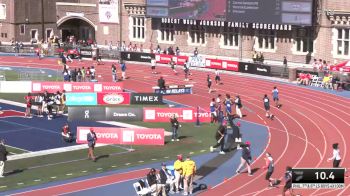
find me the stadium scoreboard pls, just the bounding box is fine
[292,168,345,189]
[146,0,313,26]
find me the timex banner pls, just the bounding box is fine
[131,93,163,104]
[68,107,143,121]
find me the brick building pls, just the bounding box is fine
[0,0,349,64]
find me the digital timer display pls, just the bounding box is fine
[292,168,345,189]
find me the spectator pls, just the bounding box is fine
[176,46,180,56]
[156,45,161,54]
[86,67,91,81]
[77,68,82,82]
[147,168,166,196]
[281,56,288,77]
[331,74,339,90]
[173,155,183,193]
[234,95,243,118]
[311,58,318,71]
[258,52,264,63]
[151,58,157,74]
[61,123,74,143]
[35,94,44,117]
[87,128,97,161]
[24,93,33,118]
[81,67,86,82]
[194,47,198,56]
[128,42,133,51]
[71,68,77,82]
[210,120,227,154]
[168,46,174,55]
[170,114,180,142]
[90,66,96,80]
[139,44,143,52]
[252,50,257,62]
[0,139,9,178]
[159,163,175,194]
[158,76,166,90]
[116,41,120,51]
[63,69,70,82]
[121,41,126,51]
[60,90,66,113]
[112,64,118,82]
[182,156,196,195]
[133,43,138,52]
[236,141,253,176]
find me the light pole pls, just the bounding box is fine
[119,0,123,50]
[41,0,45,41]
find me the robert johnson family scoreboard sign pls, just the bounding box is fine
[160,18,292,31]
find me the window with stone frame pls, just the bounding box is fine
[189,24,206,44]
[257,30,276,50]
[20,25,26,35]
[222,25,239,47]
[159,23,175,42]
[131,17,145,40]
[294,28,314,53]
[336,28,350,56]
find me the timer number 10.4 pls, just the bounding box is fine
[315,171,335,180]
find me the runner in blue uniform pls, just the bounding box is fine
[263,94,274,119]
[272,86,281,108]
[224,94,233,119]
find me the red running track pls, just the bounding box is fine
[1,56,349,195]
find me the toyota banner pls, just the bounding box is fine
[76,127,164,145]
[31,82,123,93]
[143,107,211,123]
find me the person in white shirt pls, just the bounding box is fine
[215,69,221,85]
[151,58,156,74]
[234,95,243,118]
[327,143,341,168]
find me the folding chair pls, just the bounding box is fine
[316,77,323,87]
[310,76,318,86]
[133,180,151,196]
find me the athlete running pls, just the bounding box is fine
[263,153,277,187]
[263,94,274,119]
[207,74,212,93]
[272,86,281,108]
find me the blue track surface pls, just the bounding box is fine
[1,120,268,196]
[0,103,120,151]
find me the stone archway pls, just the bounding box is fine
[57,16,97,42]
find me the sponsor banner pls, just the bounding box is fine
[97,92,130,105]
[143,108,211,123]
[63,83,94,93]
[255,64,271,76]
[66,93,97,106]
[205,58,222,69]
[32,82,64,93]
[76,127,164,145]
[223,60,239,72]
[68,107,105,121]
[99,0,119,23]
[155,54,189,65]
[80,48,93,58]
[106,107,143,121]
[131,93,163,104]
[31,82,123,93]
[93,82,123,92]
[120,51,155,63]
[189,56,206,68]
[205,59,239,72]
[238,62,257,74]
[154,87,192,95]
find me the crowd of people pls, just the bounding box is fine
[143,155,196,196]
[24,91,66,120]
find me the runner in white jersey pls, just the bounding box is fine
[215,69,221,85]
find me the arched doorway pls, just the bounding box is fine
[57,17,96,42]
